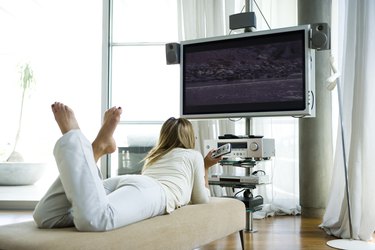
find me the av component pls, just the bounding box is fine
[229,12,256,30]
[204,138,275,160]
[209,174,270,186]
[165,42,180,65]
[180,25,316,119]
[310,23,330,50]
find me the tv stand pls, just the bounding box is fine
[209,159,270,233]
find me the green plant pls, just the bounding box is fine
[7,63,35,162]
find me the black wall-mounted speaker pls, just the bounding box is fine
[165,43,180,65]
[311,23,330,51]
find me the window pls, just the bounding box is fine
[0,0,102,205]
[105,0,180,177]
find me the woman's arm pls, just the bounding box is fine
[203,149,222,188]
[191,150,222,204]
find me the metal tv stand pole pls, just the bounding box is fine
[228,0,259,233]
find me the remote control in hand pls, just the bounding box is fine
[211,143,231,158]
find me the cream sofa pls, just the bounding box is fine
[0,197,245,250]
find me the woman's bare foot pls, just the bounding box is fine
[92,106,122,162]
[51,102,79,134]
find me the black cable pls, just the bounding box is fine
[253,0,271,30]
[243,189,253,198]
[239,4,246,13]
[252,170,266,176]
[234,188,245,197]
[228,117,243,122]
[310,90,315,110]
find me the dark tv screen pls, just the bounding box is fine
[180,25,315,119]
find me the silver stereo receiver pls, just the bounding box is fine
[204,138,275,160]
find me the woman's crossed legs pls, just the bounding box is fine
[33,102,166,231]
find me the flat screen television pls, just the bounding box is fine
[180,25,315,119]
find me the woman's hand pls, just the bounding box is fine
[204,149,222,170]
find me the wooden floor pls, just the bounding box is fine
[0,211,373,250]
[198,216,338,250]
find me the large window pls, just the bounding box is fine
[105,0,180,177]
[0,0,102,205]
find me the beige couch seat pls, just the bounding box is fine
[0,197,245,250]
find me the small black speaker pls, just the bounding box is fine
[229,12,256,30]
[165,43,180,65]
[311,23,330,51]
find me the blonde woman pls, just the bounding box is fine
[33,102,220,232]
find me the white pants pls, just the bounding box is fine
[33,130,166,231]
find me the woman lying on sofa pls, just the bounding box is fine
[33,102,221,231]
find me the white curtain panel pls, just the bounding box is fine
[177,0,301,216]
[321,0,375,241]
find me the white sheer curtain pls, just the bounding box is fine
[321,0,375,241]
[177,0,301,216]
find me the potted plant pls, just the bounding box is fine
[8,63,34,161]
[0,63,46,185]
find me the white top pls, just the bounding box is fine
[142,148,210,213]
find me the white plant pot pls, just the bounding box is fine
[0,162,46,186]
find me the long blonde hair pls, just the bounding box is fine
[142,117,195,171]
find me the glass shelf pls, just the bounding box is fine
[219,159,258,168]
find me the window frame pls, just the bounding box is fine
[101,0,177,178]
